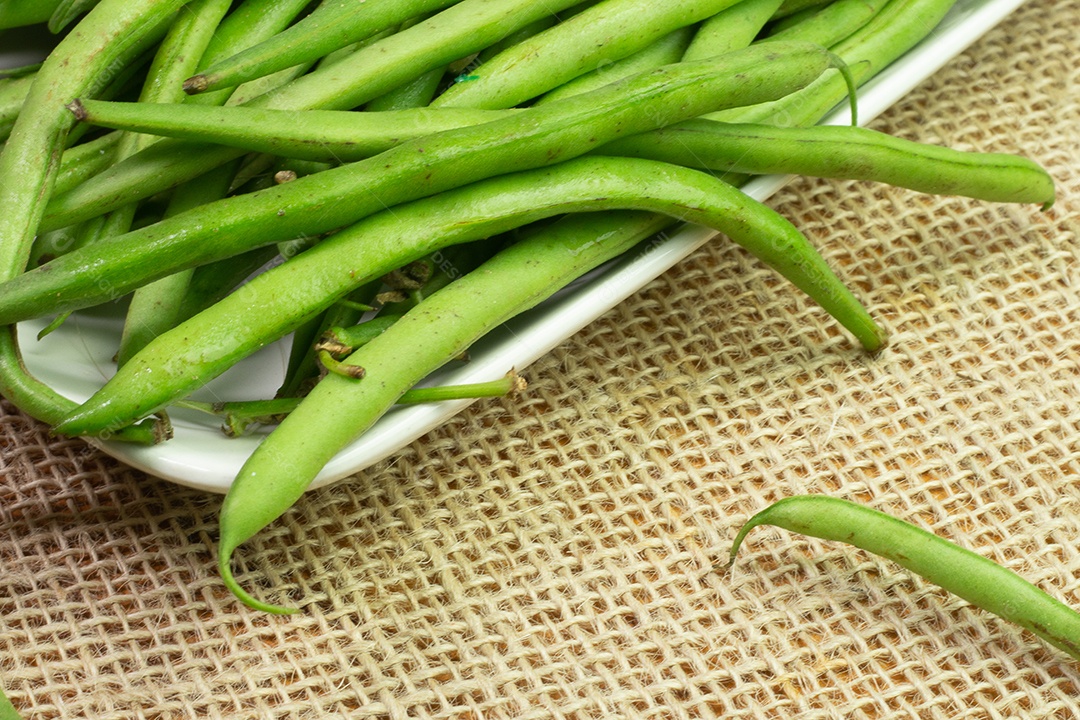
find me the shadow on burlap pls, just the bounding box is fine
[2,0,1079,716]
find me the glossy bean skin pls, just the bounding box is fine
[605,120,1056,206]
[433,0,742,109]
[0,42,841,324]
[49,0,102,33]
[730,496,1080,662]
[41,0,589,228]
[0,0,188,442]
[186,0,464,94]
[52,155,883,438]
[218,210,676,613]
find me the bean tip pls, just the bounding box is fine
[66,99,88,122]
[182,74,209,95]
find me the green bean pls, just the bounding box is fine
[766,0,891,48]
[52,155,882,438]
[710,0,960,128]
[5,41,842,322]
[41,0,589,228]
[0,0,188,442]
[730,496,1080,662]
[0,678,19,720]
[0,0,63,29]
[53,132,121,196]
[681,0,782,61]
[70,99,513,162]
[186,0,465,95]
[0,73,34,142]
[433,0,743,109]
[219,209,676,612]
[604,120,1056,206]
[48,0,102,33]
[535,26,694,105]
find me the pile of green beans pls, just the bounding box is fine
[0,0,1063,633]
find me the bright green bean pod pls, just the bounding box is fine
[535,26,694,105]
[52,155,882,438]
[0,0,63,29]
[0,0,188,442]
[218,210,676,613]
[40,0,589,228]
[70,99,513,162]
[773,0,829,18]
[766,0,890,47]
[730,496,1080,662]
[4,41,842,323]
[433,0,743,109]
[681,0,783,61]
[604,120,1056,206]
[186,0,464,94]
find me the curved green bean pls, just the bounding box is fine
[730,496,1080,661]
[3,41,841,323]
[218,210,676,613]
[0,0,188,442]
[52,155,882,439]
[186,0,464,95]
[0,73,34,142]
[433,0,742,109]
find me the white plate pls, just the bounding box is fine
[8,0,1025,493]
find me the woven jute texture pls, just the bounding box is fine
[3,1,1079,717]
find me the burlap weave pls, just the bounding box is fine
[2,0,1079,716]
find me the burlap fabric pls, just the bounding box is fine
[2,1,1079,716]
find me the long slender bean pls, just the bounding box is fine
[0,0,188,442]
[604,120,1055,206]
[432,0,743,109]
[0,73,34,142]
[72,100,1054,206]
[2,42,843,323]
[730,496,1080,661]
[218,210,677,612]
[70,99,513,162]
[186,0,465,94]
[52,155,881,438]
